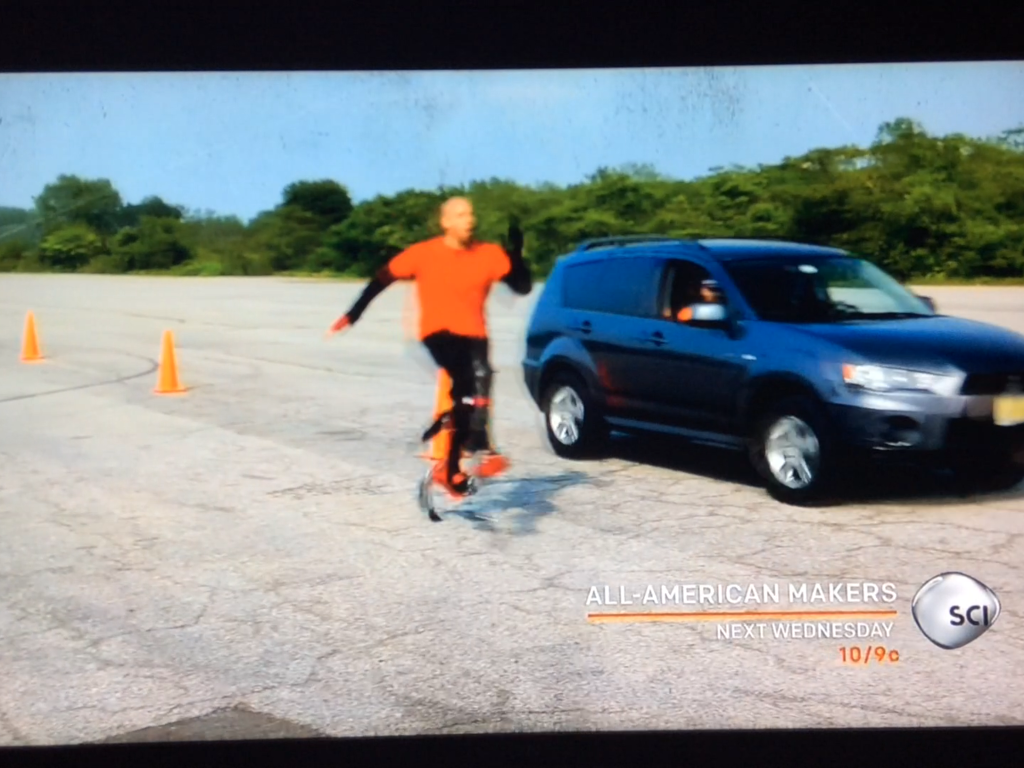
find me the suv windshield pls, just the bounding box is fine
[722,255,934,323]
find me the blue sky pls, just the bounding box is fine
[2,62,1023,222]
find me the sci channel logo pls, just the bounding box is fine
[912,572,1001,650]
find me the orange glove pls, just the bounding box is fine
[325,314,352,338]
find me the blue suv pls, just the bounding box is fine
[521,236,1024,504]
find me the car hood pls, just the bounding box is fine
[789,316,1024,373]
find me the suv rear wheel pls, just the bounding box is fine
[750,396,839,505]
[541,371,607,459]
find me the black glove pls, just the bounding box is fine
[501,217,531,295]
[506,218,524,255]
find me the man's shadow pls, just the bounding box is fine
[443,469,597,534]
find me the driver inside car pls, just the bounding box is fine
[676,278,724,322]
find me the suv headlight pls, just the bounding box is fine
[842,364,961,395]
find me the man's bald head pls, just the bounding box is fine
[439,196,476,248]
[440,196,471,217]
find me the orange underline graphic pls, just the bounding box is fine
[587,610,899,623]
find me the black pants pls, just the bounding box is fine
[421,331,493,480]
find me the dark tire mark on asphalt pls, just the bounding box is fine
[0,351,158,405]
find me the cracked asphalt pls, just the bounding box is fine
[1,276,1022,745]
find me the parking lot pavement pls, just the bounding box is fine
[1,275,1022,745]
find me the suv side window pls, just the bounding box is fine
[563,260,609,312]
[658,258,716,319]
[563,255,661,317]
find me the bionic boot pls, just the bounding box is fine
[431,461,472,497]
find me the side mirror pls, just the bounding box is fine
[918,295,936,312]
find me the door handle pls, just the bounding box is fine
[648,331,666,346]
[573,320,592,334]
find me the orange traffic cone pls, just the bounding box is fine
[154,329,187,394]
[421,368,453,460]
[20,310,43,362]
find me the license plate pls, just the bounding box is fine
[993,395,1024,426]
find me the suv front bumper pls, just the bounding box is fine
[828,390,1024,458]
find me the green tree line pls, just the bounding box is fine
[2,117,1023,282]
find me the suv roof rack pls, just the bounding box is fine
[573,235,683,252]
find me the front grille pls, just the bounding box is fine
[960,372,1024,396]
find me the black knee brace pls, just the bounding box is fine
[446,375,475,475]
[465,356,493,452]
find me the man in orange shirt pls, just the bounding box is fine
[326,196,532,496]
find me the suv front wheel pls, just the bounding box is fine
[541,371,607,459]
[750,396,839,505]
